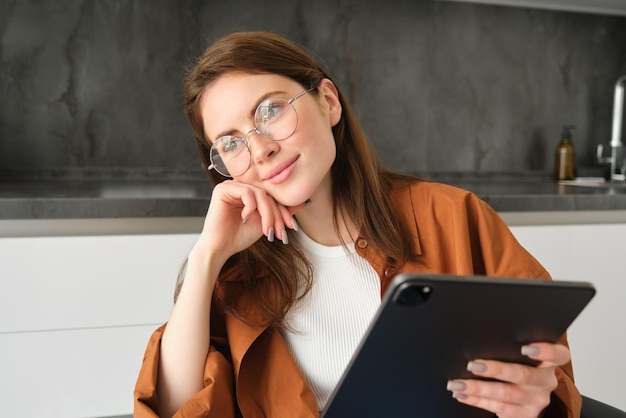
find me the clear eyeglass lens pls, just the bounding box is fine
[209,136,250,177]
[255,98,298,140]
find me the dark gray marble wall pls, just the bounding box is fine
[1,0,625,175]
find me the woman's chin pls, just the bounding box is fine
[270,191,312,210]
[276,198,308,210]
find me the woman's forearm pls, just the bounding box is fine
[156,247,225,417]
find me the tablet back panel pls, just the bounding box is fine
[321,273,595,418]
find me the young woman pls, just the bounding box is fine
[134,31,581,418]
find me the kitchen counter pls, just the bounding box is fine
[0,169,213,220]
[436,174,626,212]
[0,177,212,219]
[2,170,626,226]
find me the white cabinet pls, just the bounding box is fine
[0,226,200,417]
[437,0,626,16]
[509,222,626,411]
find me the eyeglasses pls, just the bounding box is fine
[207,87,315,177]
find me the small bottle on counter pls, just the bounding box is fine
[554,125,576,181]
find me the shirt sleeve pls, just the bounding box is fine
[133,323,240,418]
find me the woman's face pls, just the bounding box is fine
[200,72,342,207]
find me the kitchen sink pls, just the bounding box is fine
[559,179,626,189]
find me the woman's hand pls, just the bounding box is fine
[446,342,570,418]
[157,180,305,417]
[194,180,303,261]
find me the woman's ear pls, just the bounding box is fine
[317,78,342,127]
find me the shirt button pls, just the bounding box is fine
[356,238,368,249]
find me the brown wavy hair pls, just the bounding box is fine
[176,31,416,328]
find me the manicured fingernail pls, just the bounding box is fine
[522,345,541,356]
[291,217,299,231]
[452,393,468,400]
[281,229,289,245]
[446,380,467,391]
[467,361,487,373]
[242,216,250,224]
[267,226,275,242]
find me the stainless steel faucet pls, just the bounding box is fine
[597,75,626,181]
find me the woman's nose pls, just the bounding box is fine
[247,129,280,165]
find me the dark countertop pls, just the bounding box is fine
[0,180,211,219]
[0,177,213,219]
[439,176,626,212]
[2,170,626,220]
[0,168,213,220]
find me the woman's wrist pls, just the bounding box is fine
[187,244,228,286]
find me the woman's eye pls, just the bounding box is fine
[221,138,242,153]
[259,101,285,122]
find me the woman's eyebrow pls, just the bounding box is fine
[213,89,288,140]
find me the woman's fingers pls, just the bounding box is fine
[214,181,300,245]
[522,342,571,368]
[448,379,552,418]
[236,185,259,224]
[448,376,552,418]
[463,359,557,389]
[446,343,570,418]
[246,187,277,239]
[449,383,549,418]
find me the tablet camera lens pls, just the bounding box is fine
[394,284,433,306]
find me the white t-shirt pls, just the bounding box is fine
[280,229,381,411]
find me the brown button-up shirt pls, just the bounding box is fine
[134,179,581,417]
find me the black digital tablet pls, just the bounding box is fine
[321,273,596,418]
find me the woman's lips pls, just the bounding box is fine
[264,156,299,185]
